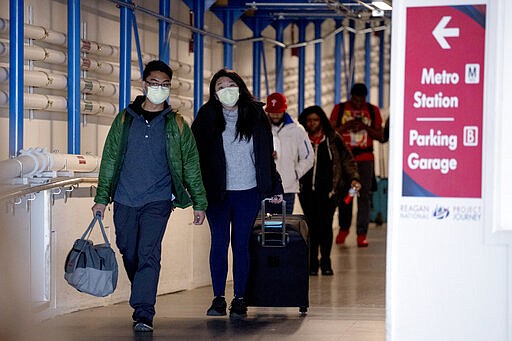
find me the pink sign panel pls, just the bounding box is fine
[403,5,486,198]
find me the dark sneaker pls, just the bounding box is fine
[321,268,334,276]
[206,296,227,316]
[229,297,247,320]
[133,317,153,332]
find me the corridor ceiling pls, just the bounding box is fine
[209,0,393,22]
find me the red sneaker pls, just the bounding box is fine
[357,235,369,247]
[335,230,349,245]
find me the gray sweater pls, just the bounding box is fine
[222,108,257,191]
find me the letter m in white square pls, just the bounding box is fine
[465,64,480,84]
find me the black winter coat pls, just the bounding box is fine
[191,101,283,204]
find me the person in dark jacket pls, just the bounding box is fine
[298,105,361,276]
[191,69,283,320]
[92,60,207,333]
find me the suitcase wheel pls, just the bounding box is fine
[299,306,308,316]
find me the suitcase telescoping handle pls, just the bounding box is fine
[259,198,287,247]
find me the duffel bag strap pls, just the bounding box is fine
[95,214,111,247]
[79,214,111,247]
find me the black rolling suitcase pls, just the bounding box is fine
[246,199,309,315]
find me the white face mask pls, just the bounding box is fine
[146,86,170,105]
[216,87,239,107]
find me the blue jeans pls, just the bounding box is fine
[206,188,260,298]
[113,200,172,321]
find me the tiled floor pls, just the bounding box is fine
[21,224,386,341]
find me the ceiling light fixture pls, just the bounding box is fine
[372,1,393,11]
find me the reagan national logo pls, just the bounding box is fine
[400,204,481,221]
[433,206,450,220]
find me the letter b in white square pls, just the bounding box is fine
[464,126,478,146]
[465,64,480,84]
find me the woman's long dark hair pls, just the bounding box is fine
[207,69,262,141]
[298,105,335,136]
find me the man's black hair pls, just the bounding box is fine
[350,83,368,97]
[143,60,173,81]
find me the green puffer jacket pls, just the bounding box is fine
[94,108,207,211]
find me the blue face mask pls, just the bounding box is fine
[216,87,239,107]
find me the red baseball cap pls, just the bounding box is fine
[265,92,287,113]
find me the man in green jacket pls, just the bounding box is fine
[92,60,207,333]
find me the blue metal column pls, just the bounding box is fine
[333,20,343,104]
[132,14,144,78]
[119,0,132,110]
[364,22,371,97]
[314,20,322,106]
[67,0,80,154]
[252,19,262,100]
[223,11,234,69]
[193,0,205,116]
[159,0,170,64]
[261,45,270,97]
[297,21,306,114]
[378,23,385,108]
[274,22,285,93]
[9,0,24,157]
[348,19,355,94]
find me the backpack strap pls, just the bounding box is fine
[175,111,184,135]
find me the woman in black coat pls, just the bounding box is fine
[191,69,283,320]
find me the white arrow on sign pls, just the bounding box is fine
[432,16,460,49]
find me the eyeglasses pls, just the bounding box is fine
[145,81,171,89]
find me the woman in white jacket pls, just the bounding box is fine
[265,92,314,214]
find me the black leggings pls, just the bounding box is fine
[299,190,336,271]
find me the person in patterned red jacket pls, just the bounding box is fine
[329,83,384,248]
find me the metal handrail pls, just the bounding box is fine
[0,177,98,202]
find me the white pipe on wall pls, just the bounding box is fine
[0,67,123,96]
[0,18,197,116]
[24,44,47,61]
[169,97,194,111]
[0,43,142,81]
[178,79,193,92]
[0,17,195,77]
[0,65,7,83]
[0,148,100,182]
[45,95,68,111]
[0,90,6,105]
[51,152,100,172]
[0,18,66,45]
[0,91,119,115]
[25,70,64,89]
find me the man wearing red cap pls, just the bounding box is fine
[265,92,314,214]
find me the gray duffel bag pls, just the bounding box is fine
[64,214,118,297]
